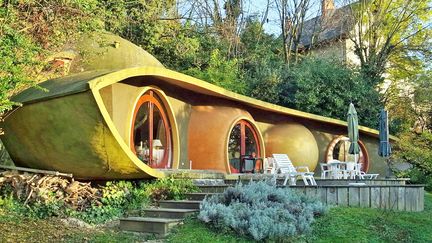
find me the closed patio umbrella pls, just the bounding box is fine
[379,109,392,177]
[378,109,391,157]
[347,103,360,162]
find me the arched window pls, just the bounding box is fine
[228,120,261,173]
[131,90,172,168]
[326,136,370,172]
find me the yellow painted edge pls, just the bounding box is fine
[90,86,165,178]
[87,66,397,141]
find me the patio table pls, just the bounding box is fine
[327,161,345,179]
[343,162,361,179]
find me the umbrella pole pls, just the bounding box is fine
[355,154,358,181]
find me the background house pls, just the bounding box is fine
[299,0,360,66]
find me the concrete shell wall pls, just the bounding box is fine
[94,77,388,176]
[1,91,154,179]
[263,123,319,171]
[98,81,182,170]
[2,69,389,179]
[309,126,387,175]
[187,105,264,173]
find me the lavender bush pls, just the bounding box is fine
[198,181,327,241]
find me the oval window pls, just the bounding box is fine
[326,136,370,172]
[228,120,261,173]
[131,90,172,169]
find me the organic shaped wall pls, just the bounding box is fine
[188,105,264,173]
[264,123,319,171]
[1,91,161,179]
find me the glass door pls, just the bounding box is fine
[228,120,261,173]
[131,90,172,168]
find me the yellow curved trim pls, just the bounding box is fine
[225,116,266,174]
[91,87,165,178]
[87,66,395,141]
[127,86,180,170]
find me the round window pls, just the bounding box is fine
[325,136,370,172]
[131,90,172,169]
[228,120,261,173]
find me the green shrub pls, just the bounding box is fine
[145,176,198,203]
[198,181,327,241]
[0,177,198,224]
[74,181,149,224]
[394,131,432,191]
[395,168,432,192]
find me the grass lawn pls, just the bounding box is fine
[0,210,143,242]
[0,193,430,242]
[167,192,432,243]
[307,192,432,242]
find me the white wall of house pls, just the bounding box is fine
[345,38,361,66]
[308,39,346,62]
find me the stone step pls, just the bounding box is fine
[119,217,182,235]
[185,192,220,201]
[198,185,230,193]
[142,208,198,219]
[159,200,201,210]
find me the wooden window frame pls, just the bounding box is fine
[130,90,172,168]
[229,120,261,173]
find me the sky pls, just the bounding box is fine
[248,0,348,35]
[177,0,348,35]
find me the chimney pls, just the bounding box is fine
[322,0,335,17]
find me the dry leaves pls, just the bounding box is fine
[0,170,101,211]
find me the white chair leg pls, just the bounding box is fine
[290,176,297,185]
[283,175,289,186]
[303,176,309,186]
[310,176,317,186]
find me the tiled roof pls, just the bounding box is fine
[299,4,354,48]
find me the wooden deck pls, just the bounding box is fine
[289,184,424,212]
[164,170,424,211]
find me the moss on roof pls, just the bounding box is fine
[12,71,110,104]
[66,32,164,74]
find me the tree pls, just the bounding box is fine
[344,0,431,86]
[395,130,432,191]
[279,57,381,127]
[184,49,246,94]
[274,0,315,64]
[184,0,247,57]
[240,18,284,104]
[0,0,103,116]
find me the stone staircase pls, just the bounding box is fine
[119,186,224,236]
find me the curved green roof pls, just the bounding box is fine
[12,71,111,104]
[12,66,395,140]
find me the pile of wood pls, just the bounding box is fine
[0,170,102,211]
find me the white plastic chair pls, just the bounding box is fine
[320,163,331,179]
[272,154,317,186]
[263,157,276,174]
[343,162,357,179]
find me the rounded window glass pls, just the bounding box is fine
[131,90,172,168]
[228,120,261,173]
